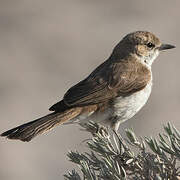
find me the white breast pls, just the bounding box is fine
[113,80,152,122]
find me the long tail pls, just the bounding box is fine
[1,108,81,142]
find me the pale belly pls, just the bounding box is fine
[65,82,152,129]
[113,81,152,122]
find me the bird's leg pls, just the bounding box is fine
[113,130,129,154]
[111,118,129,153]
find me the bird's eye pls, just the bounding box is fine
[146,42,155,49]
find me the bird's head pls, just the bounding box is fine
[112,31,175,67]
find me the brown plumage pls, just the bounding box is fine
[1,31,175,142]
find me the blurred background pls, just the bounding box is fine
[0,0,179,179]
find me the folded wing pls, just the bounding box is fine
[50,60,151,112]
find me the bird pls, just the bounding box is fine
[1,31,175,142]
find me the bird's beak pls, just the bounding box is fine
[159,44,176,51]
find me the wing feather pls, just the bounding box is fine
[49,59,151,112]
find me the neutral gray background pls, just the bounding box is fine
[0,0,179,179]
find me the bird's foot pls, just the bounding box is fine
[80,121,110,138]
[96,125,110,138]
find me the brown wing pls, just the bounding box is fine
[63,75,116,106]
[49,59,151,111]
[108,60,151,96]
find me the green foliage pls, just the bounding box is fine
[64,122,180,180]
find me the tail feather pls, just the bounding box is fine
[1,108,82,142]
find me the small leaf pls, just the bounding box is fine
[126,158,134,164]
